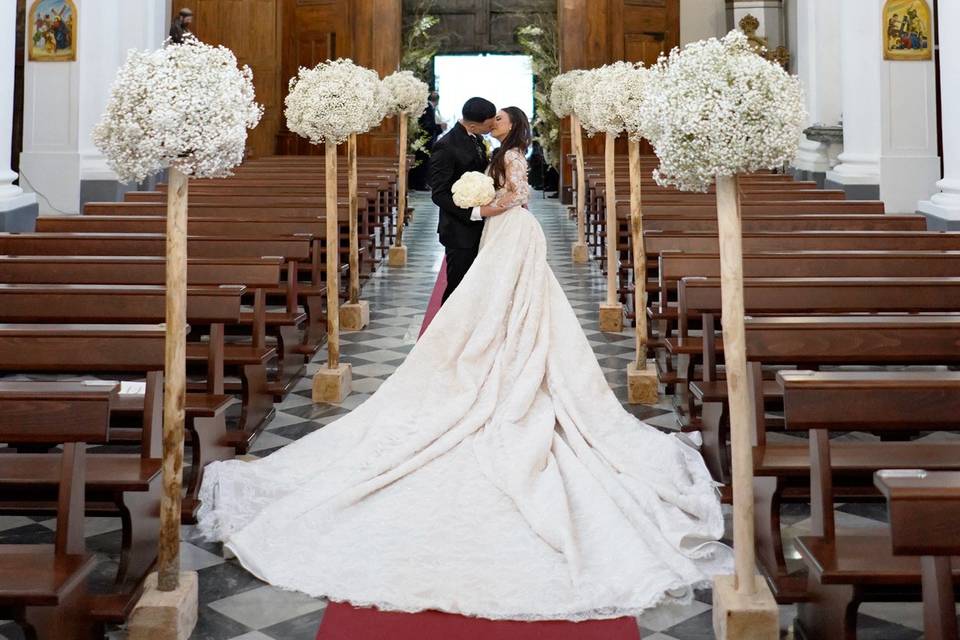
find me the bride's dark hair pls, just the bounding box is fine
[489,107,531,190]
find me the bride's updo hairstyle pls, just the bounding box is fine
[490,106,532,190]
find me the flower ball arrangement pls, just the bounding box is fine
[452,171,495,208]
[285,58,391,145]
[641,30,806,192]
[93,36,263,184]
[382,69,429,116]
[548,70,587,119]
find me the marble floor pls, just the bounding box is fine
[0,192,941,640]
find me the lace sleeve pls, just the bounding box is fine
[495,149,531,209]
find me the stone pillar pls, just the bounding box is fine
[19,0,167,214]
[791,0,842,187]
[919,1,960,228]
[825,0,882,200]
[0,0,38,231]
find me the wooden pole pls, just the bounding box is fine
[325,141,341,369]
[715,173,757,595]
[157,167,187,592]
[627,139,646,366]
[395,112,408,247]
[572,114,587,250]
[348,133,360,305]
[604,132,618,306]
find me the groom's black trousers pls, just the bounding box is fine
[442,245,480,304]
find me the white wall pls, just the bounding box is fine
[681,0,727,45]
[19,0,167,214]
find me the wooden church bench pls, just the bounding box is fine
[779,371,960,640]
[0,381,112,639]
[875,470,960,640]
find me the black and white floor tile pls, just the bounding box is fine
[0,192,943,640]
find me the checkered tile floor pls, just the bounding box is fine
[0,192,942,639]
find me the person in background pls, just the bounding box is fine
[169,8,194,44]
[410,91,445,191]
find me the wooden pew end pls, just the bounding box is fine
[127,571,198,640]
[711,574,779,640]
[388,245,407,267]
[340,300,371,332]
[599,302,624,333]
[312,362,353,404]
[627,360,659,405]
[572,242,589,264]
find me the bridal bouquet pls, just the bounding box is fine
[92,36,263,184]
[641,30,805,192]
[452,171,495,208]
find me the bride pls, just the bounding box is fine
[197,106,730,622]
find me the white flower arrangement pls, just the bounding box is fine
[451,171,495,208]
[574,61,642,137]
[549,70,586,119]
[92,37,263,184]
[642,30,806,192]
[285,59,391,145]
[382,70,429,116]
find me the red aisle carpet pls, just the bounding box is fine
[320,263,642,638]
[316,602,642,640]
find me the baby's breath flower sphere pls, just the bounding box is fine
[548,70,586,119]
[575,61,643,137]
[642,30,806,192]
[285,59,391,145]
[382,70,429,116]
[92,37,263,184]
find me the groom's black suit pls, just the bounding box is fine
[429,122,489,303]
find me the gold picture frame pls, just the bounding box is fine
[28,0,77,62]
[883,0,932,61]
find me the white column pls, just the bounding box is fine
[826,0,882,195]
[0,0,37,218]
[19,0,167,214]
[681,0,727,45]
[919,1,960,224]
[791,0,842,180]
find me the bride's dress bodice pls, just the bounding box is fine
[196,149,730,622]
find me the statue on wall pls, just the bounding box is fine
[738,13,790,70]
[169,8,194,45]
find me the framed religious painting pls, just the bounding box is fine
[883,0,932,61]
[28,0,77,62]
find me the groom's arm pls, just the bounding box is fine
[429,146,479,225]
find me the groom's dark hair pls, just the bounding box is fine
[462,97,496,123]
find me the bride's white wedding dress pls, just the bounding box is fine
[197,148,731,621]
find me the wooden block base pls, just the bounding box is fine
[712,575,779,640]
[127,572,198,640]
[312,363,353,403]
[388,245,407,267]
[572,242,589,263]
[627,360,660,404]
[340,301,370,331]
[599,303,624,333]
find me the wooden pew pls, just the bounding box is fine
[779,371,960,640]
[875,470,960,640]
[0,256,285,446]
[0,284,241,497]
[732,316,960,602]
[0,382,110,639]
[0,324,166,622]
[0,234,311,399]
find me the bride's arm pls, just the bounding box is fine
[496,150,532,209]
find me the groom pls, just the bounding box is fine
[429,97,497,303]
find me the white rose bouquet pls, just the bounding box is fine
[92,36,263,184]
[452,171,495,208]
